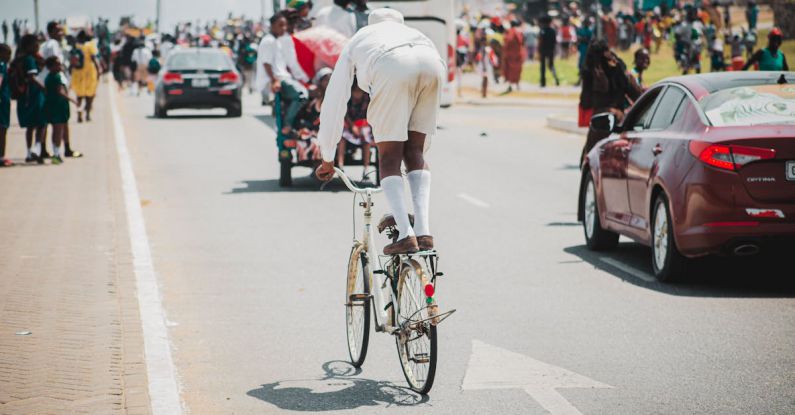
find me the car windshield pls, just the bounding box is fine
[701,84,795,127]
[167,51,231,71]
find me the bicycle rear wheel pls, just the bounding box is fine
[346,243,370,367]
[395,259,437,394]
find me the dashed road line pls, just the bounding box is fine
[599,257,656,283]
[458,193,490,208]
[110,87,183,415]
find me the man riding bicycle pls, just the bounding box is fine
[316,9,444,256]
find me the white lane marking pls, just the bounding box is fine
[599,257,656,283]
[462,340,612,415]
[110,87,183,414]
[457,193,490,208]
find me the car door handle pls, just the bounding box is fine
[652,144,663,156]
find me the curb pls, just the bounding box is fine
[456,96,577,108]
[546,115,588,135]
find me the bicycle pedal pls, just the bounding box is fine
[410,353,430,364]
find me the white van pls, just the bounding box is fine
[308,0,456,107]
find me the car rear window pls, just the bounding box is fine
[701,84,795,127]
[167,51,232,71]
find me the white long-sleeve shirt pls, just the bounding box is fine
[314,4,357,38]
[317,19,435,162]
[255,33,309,92]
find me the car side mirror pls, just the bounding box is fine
[590,112,617,134]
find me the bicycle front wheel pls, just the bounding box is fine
[345,243,370,367]
[395,259,437,394]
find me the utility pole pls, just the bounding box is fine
[156,0,162,33]
[33,0,40,33]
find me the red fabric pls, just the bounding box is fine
[293,27,349,69]
[502,28,524,83]
[578,106,593,128]
[292,36,316,80]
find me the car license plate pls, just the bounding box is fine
[787,161,795,181]
[192,77,209,88]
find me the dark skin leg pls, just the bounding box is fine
[25,127,33,152]
[36,126,46,154]
[0,127,7,159]
[85,96,94,121]
[51,123,64,148]
[77,97,83,122]
[316,131,429,181]
[376,130,428,179]
[63,124,71,153]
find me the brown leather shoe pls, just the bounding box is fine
[417,235,434,251]
[377,214,415,234]
[383,236,419,255]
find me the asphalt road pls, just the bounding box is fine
[116,91,794,414]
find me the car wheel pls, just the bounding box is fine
[651,194,687,282]
[582,172,619,251]
[227,103,242,118]
[154,102,166,118]
[279,158,292,187]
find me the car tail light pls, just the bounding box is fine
[746,208,785,219]
[447,44,455,82]
[163,71,183,85]
[219,71,240,83]
[689,141,775,171]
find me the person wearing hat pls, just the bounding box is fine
[743,28,789,71]
[315,9,445,255]
[288,0,313,31]
[314,0,357,38]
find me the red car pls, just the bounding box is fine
[579,72,795,281]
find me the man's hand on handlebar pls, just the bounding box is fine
[271,79,282,93]
[315,160,335,182]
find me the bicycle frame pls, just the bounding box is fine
[334,168,395,332]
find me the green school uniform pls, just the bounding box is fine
[44,71,70,124]
[0,61,10,129]
[16,55,46,128]
[758,48,785,71]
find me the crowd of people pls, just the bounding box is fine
[0,20,100,167]
[1,0,788,170]
[454,0,787,97]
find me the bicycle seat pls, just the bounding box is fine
[377,214,415,234]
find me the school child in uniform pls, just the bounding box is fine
[0,44,11,166]
[43,56,77,165]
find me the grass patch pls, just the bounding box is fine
[521,31,794,87]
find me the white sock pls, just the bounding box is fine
[407,170,431,236]
[53,145,61,157]
[32,142,40,156]
[381,175,415,239]
[26,148,31,158]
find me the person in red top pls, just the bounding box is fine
[501,20,524,93]
[560,18,573,59]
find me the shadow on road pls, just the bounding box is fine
[564,242,795,298]
[246,361,429,411]
[225,176,354,194]
[253,114,277,131]
[144,113,230,120]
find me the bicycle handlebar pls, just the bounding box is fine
[333,167,382,194]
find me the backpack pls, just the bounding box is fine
[69,47,85,69]
[8,58,28,100]
[147,57,161,75]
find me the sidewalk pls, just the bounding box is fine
[0,83,152,414]
[455,71,580,106]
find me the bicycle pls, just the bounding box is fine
[330,168,455,394]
